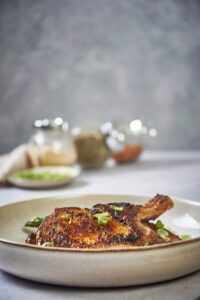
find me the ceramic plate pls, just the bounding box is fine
[0,194,199,287]
[8,166,80,189]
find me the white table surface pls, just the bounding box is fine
[0,151,200,300]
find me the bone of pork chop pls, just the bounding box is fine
[35,194,178,248]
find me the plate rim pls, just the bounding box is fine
[0,193,200,253]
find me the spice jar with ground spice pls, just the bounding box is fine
[29,118,77,166]
[109,119,157,164]
[102,120,146,164]
[72,125,111,168]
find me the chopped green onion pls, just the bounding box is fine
[24,217,44,228]
[98,216,110,226]
[157,228,170,242]
[42,242,54,247]
[155,220,170,242]
[93,212,112,226]
[93,212,109,218]
[180,234,191,240]
[110,205,123,212]
[60,213,72,224]
[155,219,165,230]
[15,170,72,181]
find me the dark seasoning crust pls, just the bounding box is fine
[26,194,181,248]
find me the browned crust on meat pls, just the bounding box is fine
[30,194,180,248]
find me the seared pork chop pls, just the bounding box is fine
[28,194,180,248]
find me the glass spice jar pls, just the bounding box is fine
[29,118,77,166]
[72,125,111,169]
[108,119,157,164]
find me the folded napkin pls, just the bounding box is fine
[0,145,40,184]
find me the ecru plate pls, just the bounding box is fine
[0,194,199,287]
[8,166,80,189]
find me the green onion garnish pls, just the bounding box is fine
[157,228,170,242]
[155,219,165,230]
[42,242,54,247]
[180,234,191,240]
[93,212,112,226]
[110,205,123,212]
[15,170,72,181]
[24,217,44,228]
[155,219,170,242]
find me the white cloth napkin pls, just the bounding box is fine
[0,145,39,183]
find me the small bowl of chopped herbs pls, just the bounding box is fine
[8,166,80,189]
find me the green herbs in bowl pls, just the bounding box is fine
[15,170,72,181]
[8,166,80,188]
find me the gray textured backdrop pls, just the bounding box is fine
[0,0,200,153]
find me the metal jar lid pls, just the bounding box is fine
[100,122,125,153]
[33,118,69,131]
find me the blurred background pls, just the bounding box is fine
[0,0,200,154]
